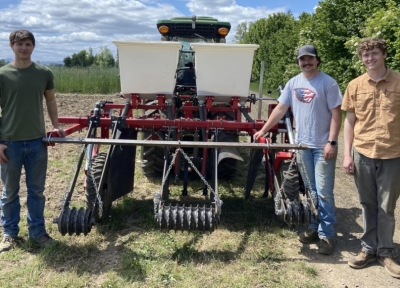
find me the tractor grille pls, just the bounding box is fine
[170,23,218,37]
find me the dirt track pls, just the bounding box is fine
[32,94,400,287]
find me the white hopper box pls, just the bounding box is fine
[113,40,182,100]
[191,43,259,102]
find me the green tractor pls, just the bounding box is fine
[156,16,231,95]
[139,16,240,182]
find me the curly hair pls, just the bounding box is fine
[357,38,387,57]
[9,30,35,46]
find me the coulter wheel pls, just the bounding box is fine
[86,152,111,221]
[156,203,218,232]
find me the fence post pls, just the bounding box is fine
[257,61,265,120]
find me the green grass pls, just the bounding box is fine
[51,66,121,94]
[0,144,322,287]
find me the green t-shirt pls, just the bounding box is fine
[0,62,54,141]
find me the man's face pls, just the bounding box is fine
[361,47,386,71]
[298,55,319,74]
[10,39,34,60]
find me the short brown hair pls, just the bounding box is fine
[357,38,387,57]
[9,30,35,46]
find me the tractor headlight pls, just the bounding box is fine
[218,27,229,36]
[158,25,169,34]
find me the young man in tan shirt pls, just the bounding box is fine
[342,38,400,278]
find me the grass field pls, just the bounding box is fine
[51,66,121,94]
[0,72,323,287]
[0,142,322,287]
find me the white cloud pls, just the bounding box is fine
[0,0,284,62]
[186,0,284,42]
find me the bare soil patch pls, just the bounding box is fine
[4,93,400,287]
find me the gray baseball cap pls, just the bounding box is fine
[297,45,318,59]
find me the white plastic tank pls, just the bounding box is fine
[190,43,259,102]
[113,41,182,100]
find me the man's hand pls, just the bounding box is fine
[52,127,66,138]
[0,144,8,164]
[253,130,265,142]
[324,143,337,160]
[343,155,354,174]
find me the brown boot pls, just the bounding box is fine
[317,237,334,255]
[298,228,319,244]
[0,236,17,252]
[378,256,400,278]
[348,251,376,269]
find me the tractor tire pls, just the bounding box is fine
[278,160,300,201]
[208,110,238,180]
[141,131,165,177]
[218,134,239,179]
[86,152,111,221]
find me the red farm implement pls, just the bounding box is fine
[44,17,317,236]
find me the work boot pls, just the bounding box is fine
[378,256,400,278]
[348,251,376,269]
[317,237,334,255]
[298,228,319,244]
[0,235,17,252]
[31,234,56,248]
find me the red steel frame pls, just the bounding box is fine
[56,93,293,182]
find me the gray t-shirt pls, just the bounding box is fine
[278,71,342,148]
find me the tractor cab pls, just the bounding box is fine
[156,16,231,96]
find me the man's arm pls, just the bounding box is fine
[44,89,66,137]
[324,105,342,159]
[253,103,289,141]
[343,112,356,174]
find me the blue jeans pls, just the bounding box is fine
[297,148,336,239]
[0,138,48,238]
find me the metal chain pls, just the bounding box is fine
[274,155,297,212]
[177,148,221,208]
[159,147,221,209]
[160,148,180,191]
[297,152,318,205]
[88,154,104,219]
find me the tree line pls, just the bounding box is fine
[63,46,116,68]
[235,0,400,91]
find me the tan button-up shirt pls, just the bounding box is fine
[342,68,400,159]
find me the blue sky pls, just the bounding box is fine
[0,0,320,62]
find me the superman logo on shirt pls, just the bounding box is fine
[294,88,316,103]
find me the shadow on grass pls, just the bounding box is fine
[34,187,367,285]
[29,192,292,284]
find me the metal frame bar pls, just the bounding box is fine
[43,137,307,150]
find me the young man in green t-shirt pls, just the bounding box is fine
[0,30,66,252]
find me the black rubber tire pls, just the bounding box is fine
[208,109,238,180]
[141,131,165,177]
[85,152,110,221]
[278,160,300,201]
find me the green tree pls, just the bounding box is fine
[310,0,399,89]
[70,50,89,67]
[87,48,96,67]
[63,56,72,67]
[95,46,115,67]
[0,59,9,67]
[233,22,252,43]
[363,0,400,69]
[242,12,300,89]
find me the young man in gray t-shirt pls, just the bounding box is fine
[254,44,342,255]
